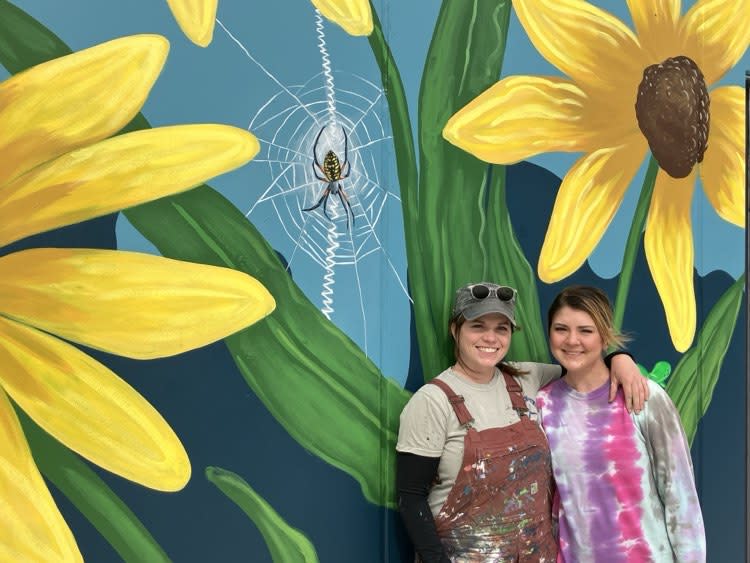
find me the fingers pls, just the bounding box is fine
[608,378,618,403]
[629,376,650,414]
[624,381,635,413]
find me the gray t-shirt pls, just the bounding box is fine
[396,362,561,515]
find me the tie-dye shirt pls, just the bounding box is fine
[536,378,705,562]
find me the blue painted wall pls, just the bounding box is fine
[2,1,745,561]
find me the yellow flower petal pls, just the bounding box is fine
[0,124,259,247]
[0,35,168,189]
[644,171,696,352]
[165,0,218,47]
[0,388,82,562]
[0,248,276,360]
[538,140,646,282]
[700,86,745,227]
[626,0,681,60]
[443,76,595,164]
[0,317,189,491]
[511,0,644,93]
[311,0,373,36]
[680,0,750,85]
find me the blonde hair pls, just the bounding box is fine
[547,285,629,349]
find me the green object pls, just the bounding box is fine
[485,165,549,363]
[666,274,745,444]
[613,155,659,330]
[637,361,672,387]
[0,0,410,510]
[367,4,435,373]
[369,0,548,379]
[18,408,171,563]
[206,467,318,563]
[130,188,411,508]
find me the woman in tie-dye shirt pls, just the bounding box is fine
[536,285,705,563]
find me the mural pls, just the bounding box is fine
[0,0,745,561]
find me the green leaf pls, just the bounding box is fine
[206,467,318,563]
[666,274,745,443]
[18,409,171,563]
[127,188,410,508]
[368,4,439,378]
[0,0,409,514]
[416,0,515,377]
[485,166,549,362]
[0,0,72,71]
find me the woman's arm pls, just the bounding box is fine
[607,352,649,413]
[641,384,706,562]
[527,352,649,412]
[396,453,450,563]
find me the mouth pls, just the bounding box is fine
[560,350,583,356]
[476,346,499,353]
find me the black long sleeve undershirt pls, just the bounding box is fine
[396,452,451,563]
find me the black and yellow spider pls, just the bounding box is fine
[303,125,355,230]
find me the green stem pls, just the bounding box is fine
[368,4,441,372]
[613,155,659,329]
[415,0,514,377]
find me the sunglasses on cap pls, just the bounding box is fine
[467,283,516,301]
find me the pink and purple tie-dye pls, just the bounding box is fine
[537,379,705,563]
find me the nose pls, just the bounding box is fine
[481,330,498,342]
[564,331,580,345]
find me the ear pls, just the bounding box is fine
[450,322,457,340]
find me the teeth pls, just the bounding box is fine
[477,347,498,352]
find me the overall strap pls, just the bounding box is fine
[502,372,529,416]
[428,379,474,426]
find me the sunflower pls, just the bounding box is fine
[443,0,748,352]
[0,35,275,560]
[166,0,372,46]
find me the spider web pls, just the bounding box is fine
[245,71,396,270]
[216,15,411,356]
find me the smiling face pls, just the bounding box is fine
[452,312,512,381]
[549,306,608,377]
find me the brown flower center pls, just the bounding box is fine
[635,56,710,178]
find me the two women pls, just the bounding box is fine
[396,282,647,561]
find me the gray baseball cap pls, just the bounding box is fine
[451,282,517,327]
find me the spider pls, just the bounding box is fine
[303,125,355,230]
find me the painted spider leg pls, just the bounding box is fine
[303,187,331,215]
[322,189,333,222]
[340,125,349,171]
[340,160,351,179]
[338,188,355,230]
[312,125,327,172]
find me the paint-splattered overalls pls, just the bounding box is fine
[429,374,557,562]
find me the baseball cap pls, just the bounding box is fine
[451,282,517,327]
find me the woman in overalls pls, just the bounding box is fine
[396,282,647,562]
